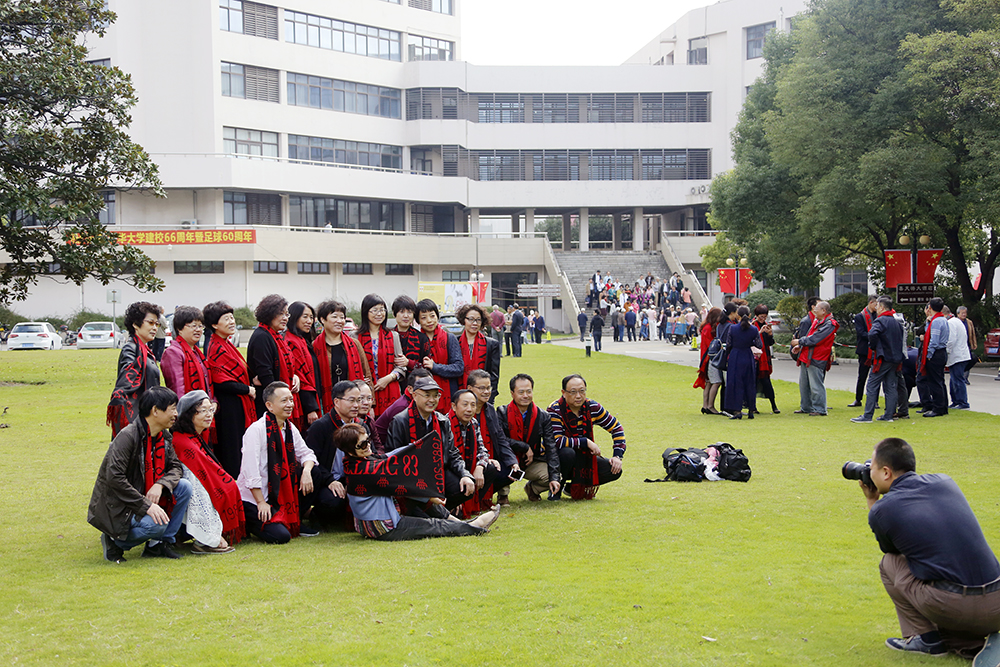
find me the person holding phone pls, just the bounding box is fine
[498,373,561,502]
[466,370,520,506]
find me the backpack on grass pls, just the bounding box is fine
[709,442,752,482]
[663,447,708,482]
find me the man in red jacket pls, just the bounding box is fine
[791,300,839,416]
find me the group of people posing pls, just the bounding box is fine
[89,294,626,562]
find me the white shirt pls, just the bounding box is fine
[237,415,318,504]
[946,316,971,366]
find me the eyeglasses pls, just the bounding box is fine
[565,389,587,396]
[335,396,362,404]
[142,318,158,326]
[356,438,370,450]
[465,318,482,324]
[358,396,373,403]
[197,405,217,416]
[187,322,205,329]
[370,307,386,315]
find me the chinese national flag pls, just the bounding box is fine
[916,249,943,284]
[884,250,912,289]
[718,268,736,294]
[471,281,490,303]
[739,269,754,294]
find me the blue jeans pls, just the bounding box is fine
[592,331,602,351]
[798,363,828,414]
[949,360,970,408]
[114,478,192,549]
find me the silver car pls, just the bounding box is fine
[7,322,62,350]
[77,321,125,349]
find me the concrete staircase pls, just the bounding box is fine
[552,250,671,334]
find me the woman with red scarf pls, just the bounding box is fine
[204,301,256,479]
[415,298,464,407]
[107,301,163,437]
[160,305,215,404]
[455,303,501,404]
[313,299,369,415]
[246,294,301,420]
[694,307,725,415]
[356,294,407,418]
[171,390,244,553]
[752,304,780,414]
[285,301,321,431]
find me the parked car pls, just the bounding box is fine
[77,321,125,349]
[767,310,789,334]
[7,322,62,350]
[985,328,1000,359]
[439,315,463,336]
[343,317,357,336]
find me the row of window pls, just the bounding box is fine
[287,73,401,118]
[288,197,405,231]
[173,260,426,276]
[687,22,776,64]
[407,90,712,124]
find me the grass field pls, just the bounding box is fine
[1,344,998,666]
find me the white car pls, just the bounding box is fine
[77,321,125,349]
[7,322,62,350]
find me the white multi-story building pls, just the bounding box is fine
[13,0,831,328]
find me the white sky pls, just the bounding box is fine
[460,0,712,67]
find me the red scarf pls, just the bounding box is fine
[171,431,246,544]
[359,327,401,417]
[868,309,897,372]
[693,322,714,389]
[449,410,489,516]
[262,325,301,424]
[264,410,300,537]
[207,334,255,430]
[554,397,599,499]
[427,326,452,406]
[752,320,772,376]
[407,401,443,448]
[177,337,216,443]
[285,333,316,394]
[107,336,153,434]
[919,311,943,376]
[143,427,174,513]
[460,331,488,389]
[312,333,367,414]
[506,401,539,465]
[394,326,428,370]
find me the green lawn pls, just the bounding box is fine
[1,345,997,666]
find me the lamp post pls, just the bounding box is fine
[898,231,931,329]
[726,256,751,297]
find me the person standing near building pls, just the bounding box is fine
[204,301,256,478]
[313,299,369,416]
[791,300,838,416]
[916,298,949,418]
[504,306,514,356]
[417,298,465,405]
[284,301,321,431]
[850,296,878,408]
[489,305,506,349]
[534,312,546,344]
[945,306,971,410]
[577,310,588,342]
[510,303,524,357]
[246,294,301,420]
[624,306,637,342]
[590,310,605,351]
[456,303,500,404]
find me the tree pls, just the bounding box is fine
[0,0,163,305]
[710,0,1000,327]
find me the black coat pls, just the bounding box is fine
[246,326,280,418]
[497,404,560,484]
[868,313,905,365]
[387,409,471,480]
[854,309,874,357]
[477,402,517,468]
[483,336,502,403]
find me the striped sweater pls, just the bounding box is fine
[547,398,626,459]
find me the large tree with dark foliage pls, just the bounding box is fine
[0,0,163,304]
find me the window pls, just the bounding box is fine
[533,152,579,181]
[220,1,278,38]
[587,94,634,123]
[746,22,775,59]
[287,73,401,118]
[87,58,111,67]
[835,266,869,296]
[175,261,224,274]
[492,272,538,310]
[344,263,373,275]
[640,92,710,123]
[477,94,525,123]
[41,262,63,274]
[98,191,115,225]
[589,152,634,181]
[442,270,469,282]
[552,299,562,310]
[288,135,402,170]
[254,261,287,273]
[386,264,413,275]
[224,127,278,158]
[408,0,453,14]
[220,0,243,33]
[688,36,708,65]
[224,191,281,225]
[288,196,404,230]
[284,11,400,61]
[409,35,453,61]
[221,62,278,102]
[640,149,711,180]
[694,270,708,293]
[532,93,579,123]
[298,262,330,274]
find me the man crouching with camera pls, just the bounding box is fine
[855,438,1000,663]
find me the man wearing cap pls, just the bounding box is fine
[387,376,475,513]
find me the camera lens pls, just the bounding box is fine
[842,461,866,481]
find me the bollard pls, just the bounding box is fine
[585,335,592,357]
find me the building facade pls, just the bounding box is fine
[11,0,819,325]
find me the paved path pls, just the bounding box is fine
[550,336,1000,416]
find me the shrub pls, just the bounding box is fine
[68,309,115,331]
[776,295,805,333]
[233,306,256,330]
[0,305,28,326]
[829,292,870,346]
[744,289,788,310]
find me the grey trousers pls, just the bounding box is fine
[880,553,1000,652]
[798,363,827,414]
[863,364,897,419]
[376,515,484,541]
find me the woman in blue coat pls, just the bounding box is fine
[724,305,762,420]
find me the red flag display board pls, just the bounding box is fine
[884,250,912,289]
[343,431,445,499]
[471,281,490,304]
[916,249,944,283]
[718,268,753,295]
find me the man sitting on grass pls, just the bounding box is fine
[498,373,561,502]
[338,423,499,540]
[89,386,193,563]
[861,437,1000,664]
[548,374,625,500]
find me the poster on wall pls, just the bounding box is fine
[417,282,474,313]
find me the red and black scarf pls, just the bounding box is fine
[394,326,429,370]
[506,401,538,445]
[261,324,302,424]
[460,331,488,389]
[359,327,401,417]
[918,312,944,376]
[427,326,453,406]
[477,408,495,459]
[264,410,300,537]
[107,336,152,434]
[554,397,599,499]
[285,333,317,394]
[172,431,246,544]
[312,333,367,414]
[449,410,490,516]
[207,334,255,430]
[143,427,174,513]
[177,337,210,394]
[752,320,772,376]
[868,309,897,373]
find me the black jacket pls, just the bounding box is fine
[867,313,904,365]
[483,336,501,403]
[387,409,471,480]
[88,419,183,540]
[246,326,279,418]
[477,402,517,468]
[854,309,874,357]
[510,309,524,333]
[497,404,560,484]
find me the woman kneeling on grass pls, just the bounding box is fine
[171,390,244,554]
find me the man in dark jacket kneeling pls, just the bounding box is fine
[88,386,192,563]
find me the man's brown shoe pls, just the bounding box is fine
[524,482,541,502]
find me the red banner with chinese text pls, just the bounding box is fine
[116,229,257,245]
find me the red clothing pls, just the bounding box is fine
[693,322,714,389]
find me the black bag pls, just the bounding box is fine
[663,447,707,482]
[709,442,752,482]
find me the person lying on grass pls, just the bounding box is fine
[337,423,499,541]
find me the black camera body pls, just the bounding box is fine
[842,460,874,490]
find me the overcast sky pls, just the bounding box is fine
[460,0,712,67]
